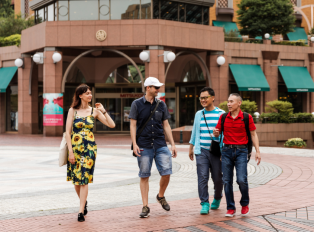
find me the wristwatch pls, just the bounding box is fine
[102,109,107,115]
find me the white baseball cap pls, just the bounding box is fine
[144,77,164,87]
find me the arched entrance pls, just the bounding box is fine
[61,48,145,93]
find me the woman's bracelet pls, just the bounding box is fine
[102,109,107,115]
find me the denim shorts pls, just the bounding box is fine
[137,146,172,178]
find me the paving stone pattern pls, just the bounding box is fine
[2,143,314,231]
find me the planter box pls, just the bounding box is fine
[171,123,314,148]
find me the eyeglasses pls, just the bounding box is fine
[149,86,160,90]
[199,96,212,101]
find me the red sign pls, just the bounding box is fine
[120,94,144,98]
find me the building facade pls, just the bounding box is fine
[1,0,314,136]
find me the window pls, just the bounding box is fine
[69,0,98,20]
[48,4,54,21]
[160,1,178,21]
[58,1,69,21]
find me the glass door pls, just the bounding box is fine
[95,98,122,131]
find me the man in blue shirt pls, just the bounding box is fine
[129,77,177,218]
[189,87,225,215]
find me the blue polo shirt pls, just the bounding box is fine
[128,96,171,149]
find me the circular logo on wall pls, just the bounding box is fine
[96,30,107,42]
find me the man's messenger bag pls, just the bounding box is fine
[131,100,161,157]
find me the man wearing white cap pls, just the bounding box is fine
[129,77,178,218]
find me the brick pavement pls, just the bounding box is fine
[1,150,314,231]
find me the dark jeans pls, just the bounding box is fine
[195,148,223,203]
[221,146,249,210]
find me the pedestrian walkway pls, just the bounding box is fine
[1,137,314,231]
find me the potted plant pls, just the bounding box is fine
[284,138,307,148]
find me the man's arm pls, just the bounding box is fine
[189,112,198,161]
[130,119,141,157]
[163,120,177,158]
[250,130,261,165]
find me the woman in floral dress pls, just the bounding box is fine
[65,84,115,222]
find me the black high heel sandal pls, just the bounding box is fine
[84,201,88,216]
[78,212,85,222]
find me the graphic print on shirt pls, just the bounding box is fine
[200,109,221,150]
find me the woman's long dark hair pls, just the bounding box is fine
[71,84,91,109]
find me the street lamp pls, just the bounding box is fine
[14,58,24,68]
[163,51,176,63]
[52,52,62,63]
[254,112,260,118]
[217,56,226,66]
[139,50,150,62]
[33,53,44,64]
[265,33,270,39]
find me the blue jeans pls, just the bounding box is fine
[137,146,172,178]
[196,148,223,203]
[221,146,249,210]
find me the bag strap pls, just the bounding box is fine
[243,113,252,144]
[221,113,228,133]
[202,110,222,143]
[136,100,161,141]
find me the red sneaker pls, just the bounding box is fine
[225,209,236,217]
[241,205,249,216]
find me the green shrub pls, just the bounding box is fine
[224,29,242,42]
[218,100,257,116]
[273,40,307,47]
[284,138,306,148]
[219,101,228,112]
[294,113,314,123]
[265,100,294,115]
[0,34,21,47]
[260,112,281,123]
[241,100,258,115]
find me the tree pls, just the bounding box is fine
[237,0,295,39]
[0,0,14,18]
[0,14,35,38]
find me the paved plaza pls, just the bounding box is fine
[1,135,314,231]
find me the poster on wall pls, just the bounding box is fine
[157,93,166,102]
[124,107,131,122]
[43,93,63,126]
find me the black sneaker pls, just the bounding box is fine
[84,201,88,216]
[156,194,170,211]
[78,213,85,222]
[139,206,150,218]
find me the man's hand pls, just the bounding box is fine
[213,128,220,137]
[255,151,261,165]
[133,144,141,157]
[189,149,194,161]
[171,145,177,158]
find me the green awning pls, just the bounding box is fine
[0,66,17,93]
[229,64,270,91]
[287,27,308,42]
[278,66,314,92]
[213,21,242,37]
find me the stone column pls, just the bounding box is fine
[208,53,228,106]
[309,61,314,112]
[43,48,63,137]
[145,46,166,93]
[262,51,279,112]
[0,93,5,133]
[18,55,39,134]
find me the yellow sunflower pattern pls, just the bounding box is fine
[67,108,97,185]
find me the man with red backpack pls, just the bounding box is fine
[213,93,261,217]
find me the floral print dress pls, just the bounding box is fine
[67,108,97,185]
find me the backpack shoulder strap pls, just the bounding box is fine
[243,112,252,141]
[221,113,228,133]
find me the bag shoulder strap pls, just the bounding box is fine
[202,110,214,141]
[221,113,228,133]
[243,112,252,142]
[136,100,161,140]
